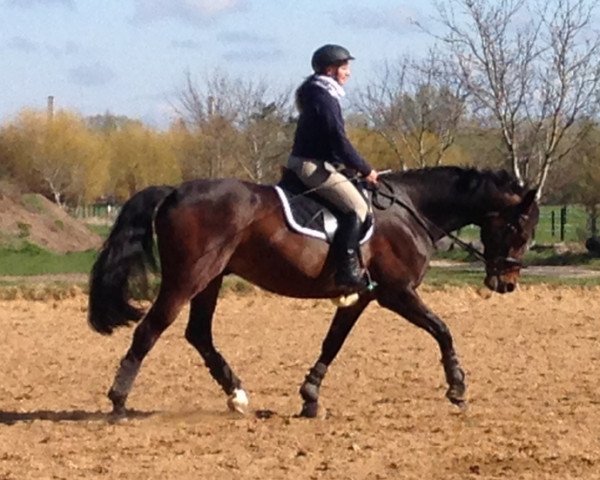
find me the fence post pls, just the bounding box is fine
[551,210,555,237]
[560,206,567,242]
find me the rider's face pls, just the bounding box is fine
[324,61,351,86]
[335,62,351,85]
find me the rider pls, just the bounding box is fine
[288,44,379,290]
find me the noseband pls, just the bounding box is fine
[371,178,524,276]
[485,256,523,276]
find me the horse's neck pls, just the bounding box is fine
[404,180,490,242]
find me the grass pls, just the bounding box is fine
[0,243,97,276]
[3,230,600,301]
[447,204,591,245]
[86,224,112,238]
[424,265,600,288]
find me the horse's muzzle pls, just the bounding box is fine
[484,273,518,294]
[484,257,523,293]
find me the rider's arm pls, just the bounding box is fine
[317,91,373,177]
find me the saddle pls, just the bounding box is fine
[274,168,374,243]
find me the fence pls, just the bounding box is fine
[70,204,120,222]
[71,202,594,245]
[447,205,592,246]
[534,205,589,244]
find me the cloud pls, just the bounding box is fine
[172,30,276,52]
[5,0,74,8]
[69,62,115,87]
[217,31,276,45]
[7,36,39,53]
[132,0,246,25]
[47,40,80,57]
[6,37,80,57]
[222,48,283,62]
[171,39,203,50]
[331,6,420,33]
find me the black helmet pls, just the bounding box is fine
[311,44,355,73]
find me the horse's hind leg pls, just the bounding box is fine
[108,285,188,417]
[299,298,370,418]
[184,275,247,413]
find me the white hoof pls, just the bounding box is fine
[227,388,249,414]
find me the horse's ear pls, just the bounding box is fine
[522,189,537,206]
[519,189,537,214]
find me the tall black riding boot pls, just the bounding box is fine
[332,213,367,290]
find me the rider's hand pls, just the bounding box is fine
[364,169,379,185]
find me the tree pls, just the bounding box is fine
[106,123,182,200]
[238,100,294,183]
[357,49,467,169]
[87,112,138,133]
[547,122,600,235]
[174,71,293,182]
[0,109,108,206]
[432,0,600,197]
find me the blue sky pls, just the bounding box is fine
[1,0,436,127]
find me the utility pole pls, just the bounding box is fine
[47,95,55,121]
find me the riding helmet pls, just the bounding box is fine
[311,44,355,73]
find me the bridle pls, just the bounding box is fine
[370,178,525,275]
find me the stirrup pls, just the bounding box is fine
[331,276,378,307]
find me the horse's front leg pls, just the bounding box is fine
[299,297,370,418]
[377,287,467,409]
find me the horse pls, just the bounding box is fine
[88,166,539,418]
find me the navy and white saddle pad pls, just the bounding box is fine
[274,169,374,244]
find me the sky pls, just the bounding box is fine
[0,0,437,128]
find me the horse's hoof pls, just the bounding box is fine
[446,383,467,410]
[450,398,468,412]
[108,407,128,424]
[446,389,468,412]
[299,402,320,418]
[299,382,320,404]
[227,388,249,414]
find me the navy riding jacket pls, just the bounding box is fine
[291,76,373,176]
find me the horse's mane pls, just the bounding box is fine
[387,166,525,197]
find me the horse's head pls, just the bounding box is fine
[479,189,539,293]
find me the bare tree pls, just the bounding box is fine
[175,71,292,181]
[432,0,600,197]
[357,48,467,169]
[240,100,294,183]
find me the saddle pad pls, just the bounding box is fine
[274,186,374,244]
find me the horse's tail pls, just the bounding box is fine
[88,185,175,335]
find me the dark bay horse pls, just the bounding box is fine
[88,166,539,418]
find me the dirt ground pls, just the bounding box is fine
[0,187,101,252]
[0,286,599,480]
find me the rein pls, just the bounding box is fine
[371,177,523,273]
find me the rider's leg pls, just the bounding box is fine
[287,157,369,289]
[331,211,366,289]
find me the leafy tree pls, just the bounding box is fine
[0,109,108,206]
[547,122,600,234]
[87,112,139,133]
[106,123,182,200]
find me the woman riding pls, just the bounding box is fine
[287,44,379,290]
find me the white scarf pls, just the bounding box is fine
[312,74,346,100]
